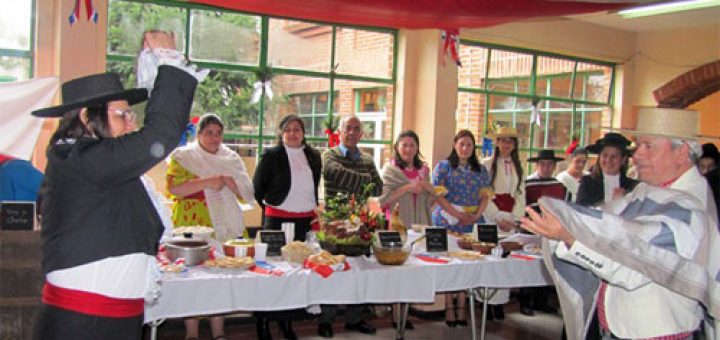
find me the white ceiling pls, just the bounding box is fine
[566,6,720,32]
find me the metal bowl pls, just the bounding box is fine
[165,239,211,266]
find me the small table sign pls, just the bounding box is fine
[424,227,448,252]
[258,230,286,256]
[0,201,36,230]
[377,231,403,246]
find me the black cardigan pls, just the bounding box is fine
[253,145,322,209]
[576,173,639,207]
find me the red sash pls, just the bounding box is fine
[42,282,144,318]
[493,193,515,212]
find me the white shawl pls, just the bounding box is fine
[171,142,254,241]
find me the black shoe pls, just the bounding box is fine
[345,321,376,335]
[493,305,505,321]
[279,320,297,340]
[455,320,468,327]
[485,306,494,321]
[318,322,334,338]
[445,320,457,327]
[520,305,535,316]
[256,318,273,340]
[392,320,415,330]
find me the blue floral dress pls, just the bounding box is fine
[431,160,492,234]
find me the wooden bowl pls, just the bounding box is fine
[472,242,495,254]
[500,241,523,251]
[457,239,475,250]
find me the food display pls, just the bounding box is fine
[204,256,255,269]
[172,226,214,240]
[372,245,410,265]
[447,250,483,261]
[223,239,255,258]
[500,241,523,251]
[281,241,315,264]
[165,239,211,266]
[316,183,385,256]
[457,235,495,254]
[307,251,346,266]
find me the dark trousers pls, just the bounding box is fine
[34,303,143,340]
[319,305,366,325]
[263,215,312,242]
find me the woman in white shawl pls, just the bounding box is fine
[166,113,253,340]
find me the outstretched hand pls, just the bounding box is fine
[520,205,575,247]
[143,30,176,51]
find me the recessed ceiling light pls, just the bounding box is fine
[619,0,720,19]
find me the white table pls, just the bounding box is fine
[145,252,551,340]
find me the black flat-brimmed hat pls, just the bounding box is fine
[31,73,148,117]
[527,149,564,163]
[586,132,632,156]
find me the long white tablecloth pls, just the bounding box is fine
[144,252,552,323]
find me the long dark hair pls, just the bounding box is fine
[489,137,524,194]
[277,114,307,146]
[393,130,424,169]
[448,130,481,172]
[48,103,111,149]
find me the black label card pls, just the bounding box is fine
[0,201,35,230]
[259,230,286,256]
[476,224,498,244]
[378,231,403,246]
[425,227,448,252]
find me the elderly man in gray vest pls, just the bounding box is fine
[521,107,720,340]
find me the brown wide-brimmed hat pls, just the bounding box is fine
[488,126,518,140]
[32,73,148,118]
[527,149,564,163]
[586,132,633,156]
[617,107,699,140]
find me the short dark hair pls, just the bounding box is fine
[393,130,424,169]
[277,114,307,146]
[198,113,224,133]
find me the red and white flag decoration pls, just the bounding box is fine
[441,29,462,67]
[69,0,98,25]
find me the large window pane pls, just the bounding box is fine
[458,45,489,89]
[574,62,612,103]
[334,28,393,79]
[333,79,393,142]
[536,56,575,99]
[488,95,532,148]
[107,0,186,56]
[193,69,258,134]
[540,102,573,149]
[190,10,260,65]
[0,56,30,82]
[0,1,32,50]
[575,104,608,144]
[487,50,533,94]
[268,18,331,72]
[263,75,332,137]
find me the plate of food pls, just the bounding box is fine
[204,256,255,272]
[447,250,484,261]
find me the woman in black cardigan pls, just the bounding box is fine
[252,114,322,340]
[576,133,639,207]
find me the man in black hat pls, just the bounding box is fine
[527,149,564,181]
[32,31,206,340]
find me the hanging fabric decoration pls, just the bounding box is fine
[178,116,200,147]
[481,137,494,157]
[322,115,340,147]
[530,99,542,126]
[565,137,579,155]
[441,29,462,67]
[250,67,274,104]
[69,0,98,25]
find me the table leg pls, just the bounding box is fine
[468,289,477,340]
[472,287,499,340]
[148,319,165,340]
[395,303,409,340]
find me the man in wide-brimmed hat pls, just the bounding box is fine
[521,107,720,340]
[527,149,564,180]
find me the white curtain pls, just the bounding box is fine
[0,77,59,159]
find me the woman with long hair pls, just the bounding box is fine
[432,130,492,327]
[252,114,322,340]
[556,147,589,202]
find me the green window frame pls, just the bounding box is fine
[457,40,616,172]
[0,0,35,82]
[106,0,398,158]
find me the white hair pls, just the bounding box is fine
[338,115,362,132]
[670,138,701,164]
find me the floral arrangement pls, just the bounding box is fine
[316,183,386,246]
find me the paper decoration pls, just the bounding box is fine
[69,0,98,25]
[441,29,462,67]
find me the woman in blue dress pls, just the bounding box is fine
[431,129,492,327]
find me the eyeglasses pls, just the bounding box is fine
[110,108,137,122]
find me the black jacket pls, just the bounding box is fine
[253,145,322,209]
[576,173,639,207]
[40,66,197,274]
